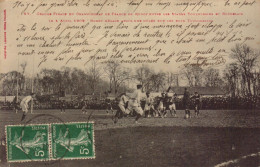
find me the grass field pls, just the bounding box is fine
[0,109,260,167]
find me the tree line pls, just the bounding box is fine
[0,43,259,97]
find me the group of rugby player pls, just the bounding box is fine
[15,85,200,123]
[113,85,201,124]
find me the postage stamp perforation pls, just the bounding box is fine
[5,121,95,162]
[5,124,50,163]
[48,123,52,159]
[4,125,8,163]
[51,121,95,160]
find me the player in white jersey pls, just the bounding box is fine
[114,93,129,123]
[20,93,36,121]
[114,85,143,124]
[144,92,153,118]
[169,93,178,117]
[127,84,143,124]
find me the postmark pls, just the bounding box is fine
[51,122,95,160]
[5,116,95,162]
[5,124,49,162]
[21,114,71,164]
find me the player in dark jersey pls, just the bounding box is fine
[193,92,200,117]
[12,96,19,113]
[105,98,114,115]
[164,93,172,117]
[183,88,191,119]
[60,100,66,113]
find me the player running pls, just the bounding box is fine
[113,85,144,124]
[20,93,36,121]
[114,93,129,123]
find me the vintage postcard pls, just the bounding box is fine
[0,0,259,166]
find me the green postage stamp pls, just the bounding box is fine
[51,122,95,160]
[5,122,95,162]
[6,124,49,162]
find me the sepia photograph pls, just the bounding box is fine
[0,0,259,166]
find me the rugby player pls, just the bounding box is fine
[193,92,200,117]
[60,100,66,113]
[183,88,191,119]
[169,93,178,117]
[129,84,144,124]
[20,93,36,121]
[114,93,129,123]
[81,100,88,114]
[144,92,153,118]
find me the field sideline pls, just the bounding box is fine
[0,109,260,167]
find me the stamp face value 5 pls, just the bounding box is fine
[5,122,95,162]
[51,122,95,160]
[6,125,49,162]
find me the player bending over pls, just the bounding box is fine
[20,93,36,121]
[114,93,129,123]
[114,85,144,124]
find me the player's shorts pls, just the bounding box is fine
[183,102,190,110]
[119,104,130,114]
[133,106,143,115]
[169,103,176,110]
[20,102,28,113]
[195,104,200,110]
[158,102,165,111]
[127,100,143,115]
[144,104,151,111]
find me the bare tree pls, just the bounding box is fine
[182,65,203,87]
[2,71,24,95]
[148,71,166,92]
[135,64,153,91]
[203,68,223,87]
[104,60,132,94]
[87,59,103,94]
[231,44,259,96]
[224,63,239,97]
